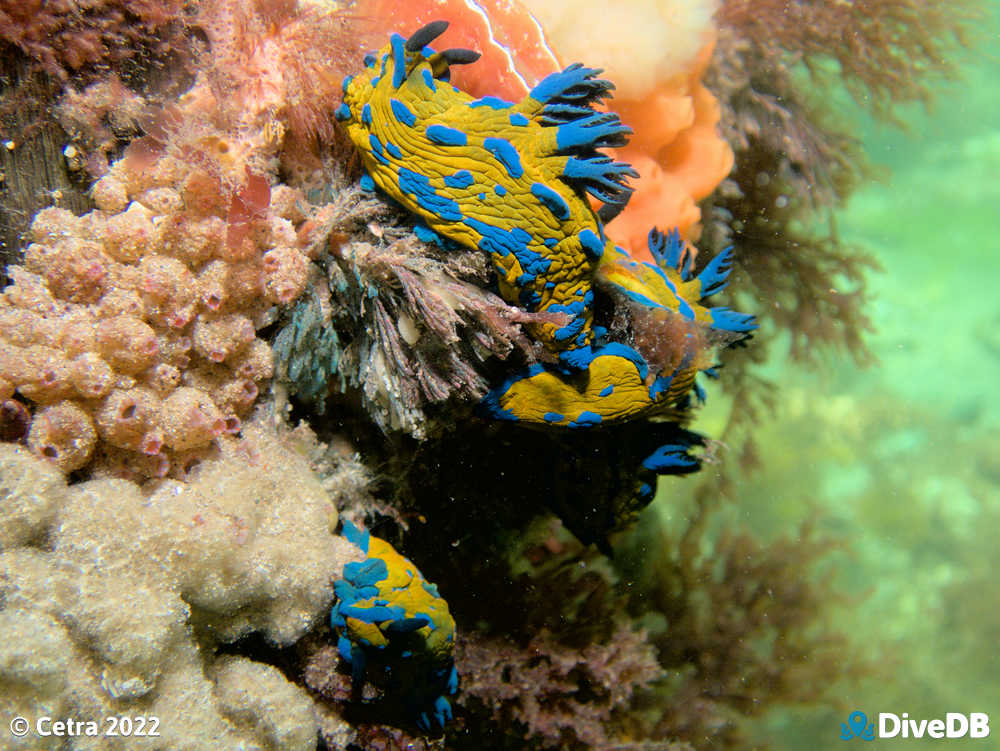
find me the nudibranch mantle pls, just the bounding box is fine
[337,21,755,478]
[331,520,458,730]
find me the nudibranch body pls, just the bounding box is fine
[336,21,755,476]
[331,521,458,730]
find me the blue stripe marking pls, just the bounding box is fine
[390,99,416,126]
[340,603,407,624]
[599,384,614,396]
[344,558,389,586]
[426,125,468,146]
[509,112,530,126]
[549,292,592,342]
[336,634,353,660]
[530,183,571,220]
[559,343,649,380]
[368,133,389,165]
[342,75,353,94]
[360,173,375,192]
[543,412,564,423]
[364,53,376,68]
[463,217,549,280]
[483,138,523,178]
[649,374,673,400]
[494,184,507,196]
[385,141,403,158]
[444,170,474,189]
[342,520,370,553]
[390,33,407,88]
[335,103,350,121]
[469,96,513,109]
[608,285,669,311]
[422,69,437,91]
[334,580,378,602]
[422,581,440,597]
[578,229,604,259]
[568,411,602,428]
[518,288,541,309]
[398,167,463,221]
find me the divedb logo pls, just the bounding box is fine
[841,710,991,741]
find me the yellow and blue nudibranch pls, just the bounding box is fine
[331,520,458,730]
[336,21,756,496]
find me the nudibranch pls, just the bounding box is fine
[336,21,755,489]
[331,521,458,731]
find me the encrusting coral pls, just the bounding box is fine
[0,417,359,750]
[0,0,368,478]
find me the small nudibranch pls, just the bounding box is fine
[337,21,756,477]
[331,520,458,730]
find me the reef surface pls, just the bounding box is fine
[0,0,987,749]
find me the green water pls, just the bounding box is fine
[726,14,1000,749]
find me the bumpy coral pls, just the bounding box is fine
[0,417,355,750]
[0,91,325,477]
[331,521,458,731]
[0,187,294,476]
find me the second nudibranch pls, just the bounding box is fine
[337,21,756,477]
[331,520,458,730]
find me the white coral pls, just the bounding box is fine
[0,417,357,750]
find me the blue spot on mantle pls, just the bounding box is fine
[470,96,513,109]
[426,125,468,146]
[444,170,474,189]
[483,138,523,178]
[399,168,463,221]
[531,183,571,220]
[390,99,416,127]
[568,411,603,428]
